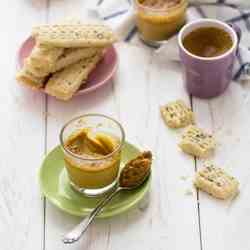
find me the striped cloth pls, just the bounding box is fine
[92,0,250,82]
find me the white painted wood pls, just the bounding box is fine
[5,1,250,250]
[0,1,47,250]
[192,81,250,250]
[111,44,201,250]
[47,0,98,23]
[44,2,118,250]
[45,39,201,249]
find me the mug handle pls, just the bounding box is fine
[227,22,242,54]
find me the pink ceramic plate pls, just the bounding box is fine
[17,37,118,96]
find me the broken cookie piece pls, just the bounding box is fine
[194,162,239,200]
[160,100,195,128]
[179,125,216,158]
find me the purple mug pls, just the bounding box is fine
[178,19,240,99]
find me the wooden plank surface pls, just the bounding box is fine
[45,1,118,250]
[113,45,201,250]
[0,1,47,250]
[44,36,201,249]
[193,81,250,250]
[4,1,250,250]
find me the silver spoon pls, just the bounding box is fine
[62,152,152,244]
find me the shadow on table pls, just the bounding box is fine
[47,79,114,110]
[16,78,114,124]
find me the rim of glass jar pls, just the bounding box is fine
[59,114,125,161]
[133,0,187,13]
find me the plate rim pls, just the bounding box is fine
[16,36,119,97]
[39,143,151,218]
[77,49,118,95]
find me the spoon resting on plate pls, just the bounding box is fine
[62,151,153,244]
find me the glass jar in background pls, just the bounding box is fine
[60,114,125,197]
[134,0,188,46]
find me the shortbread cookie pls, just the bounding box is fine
[179,125,216,158]
[28,44,64,69]
[32,24,117,48]
[45,52,103,101]
[160,100,195,128]
[51,47,103,73]
[24,57,51,77]
[16,67,45,89]
[194,162,239,199]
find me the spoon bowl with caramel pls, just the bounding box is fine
[62,151,153,244]
[119,151,152,189]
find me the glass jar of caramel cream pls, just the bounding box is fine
[134,0,188,45]
[60,114,125,197]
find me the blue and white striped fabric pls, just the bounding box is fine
[92,0,250,82]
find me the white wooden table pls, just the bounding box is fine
[2,1,250,249]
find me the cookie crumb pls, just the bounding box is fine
[43,111,51,118]
[180,175,188,181]
[185,189,193,195]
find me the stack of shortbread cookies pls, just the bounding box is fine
[16,23,117,101]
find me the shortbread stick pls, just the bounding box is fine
[45,52,103,101]
[32,24,117,48]
[24,20,81,77]
[179,125,216,158]
[24,57,51,77]
[194,162,239,199]
[51,47,103,73]
[160,100,195,128]
[29,44,64,69]
[16,67,46,89]
[25,48,103,77]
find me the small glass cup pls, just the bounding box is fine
[60,114,125,197]
[133,0,188,46]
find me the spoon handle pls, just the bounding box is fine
[62,187,121,244]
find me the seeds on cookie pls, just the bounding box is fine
[179,125,216,158]
[160,100,195,128]
[194,162,239,200]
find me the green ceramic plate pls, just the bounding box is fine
[39,142,151,218]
